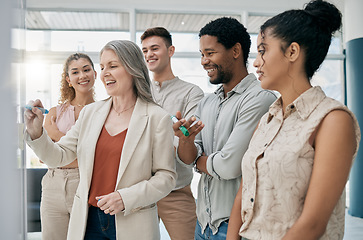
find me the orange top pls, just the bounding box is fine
[88,126,127,207]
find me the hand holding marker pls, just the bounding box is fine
[25,104,49,114]
[171,115,189,137]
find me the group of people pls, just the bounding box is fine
[24,0,360,240]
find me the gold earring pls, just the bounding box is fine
[69,83,72,87]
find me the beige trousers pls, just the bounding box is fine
[40,168,79,240]
[157,184,197,240]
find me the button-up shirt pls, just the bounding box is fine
[240,86,361,240]
[178,73,276,234]
[151,76,204,189]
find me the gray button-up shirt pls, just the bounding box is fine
[151,76,204,189]
[178,73,276,234]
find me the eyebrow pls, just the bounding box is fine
[257,42,266,48]
[142,44,160,50]
[100,60,118,66]
[70,64,91,71]
[199,48,216,52]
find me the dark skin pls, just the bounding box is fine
[171,111,209,174]
[174,35,249,174]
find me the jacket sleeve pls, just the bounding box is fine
[24,107,85,167]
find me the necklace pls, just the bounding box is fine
[113,104,135,116]
[76,104,86,107]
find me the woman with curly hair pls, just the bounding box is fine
[40,53,96,240]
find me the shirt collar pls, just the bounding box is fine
[268,86,327,121]
[214,73,257,100]
[152,76,178,87]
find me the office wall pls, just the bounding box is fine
[0,0,22,239]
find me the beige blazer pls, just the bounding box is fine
[26,97,176,240]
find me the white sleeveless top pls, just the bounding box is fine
[240,86,361,240]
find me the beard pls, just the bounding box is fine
[209,65,233,85]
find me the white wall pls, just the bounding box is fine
[344,0,363,42]
[0,0,22,239]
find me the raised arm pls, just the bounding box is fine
[24,99,45,140]
[282,110,358,239]
[25,103,84,168]
[173,111,204,165]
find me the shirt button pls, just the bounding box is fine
[63,170,68,176]
[250,198,254,202]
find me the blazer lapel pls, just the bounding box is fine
[116,98,148,185]
[85,98,113,190]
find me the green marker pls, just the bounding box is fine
[171,115,189,137]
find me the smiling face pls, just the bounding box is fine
[66,58,96,94]
[253,31,290,91]
[199,35,234,85]
[141,36,174,74]
[100,49,134,97]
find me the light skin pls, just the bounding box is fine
[226,30,357,240]
[95,48,140,215]
[141,35,175,84]
[43,58,96,168]
[99,49,136,137]
[174,34,248,175]
[25,49,140,215]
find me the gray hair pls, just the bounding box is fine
[101,40,155,103]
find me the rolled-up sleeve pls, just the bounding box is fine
[206,90,276,180]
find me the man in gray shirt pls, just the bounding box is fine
[174,17,276,239]
[141,27,204,240]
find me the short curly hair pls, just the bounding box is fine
[199,17,251,65]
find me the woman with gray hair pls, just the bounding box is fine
[24,40,176,240]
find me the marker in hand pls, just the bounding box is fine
[171,115,189,137]
[25,104,49,114]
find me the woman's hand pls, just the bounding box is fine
[47,116,61,139]
[96,191,125,216]
[44,108,65,142]
[24,99,45,140]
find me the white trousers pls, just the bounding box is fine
[40,168,79,240]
